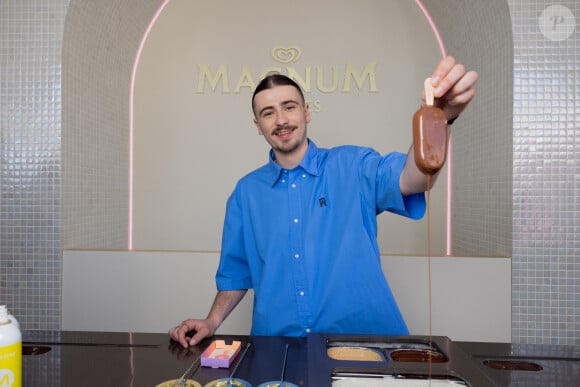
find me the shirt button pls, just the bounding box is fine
[293,218,299,223]
[294,253,300,259]
[281,179,286,183]
[291,183,297,188]
[305,328,311,333]
[302,174,306,178]
[299,291,305,296]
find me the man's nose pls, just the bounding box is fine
[275,109,288,125]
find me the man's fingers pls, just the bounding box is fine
[168,321,192,348]
[177,323,191,347]
[188,327,210,347]
[434,63,466,98]
[445,70,479,97]
[430,56,456,86]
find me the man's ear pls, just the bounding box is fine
[253,118,264,136]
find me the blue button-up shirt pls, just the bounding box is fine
[216,140,425,336]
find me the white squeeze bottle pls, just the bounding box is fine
[0,305,22,387]
[5,308,18,331]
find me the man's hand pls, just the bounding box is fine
[427,56,479,122]
[168,289,247,348]
[168,318,217,348]
[400,56,478,195]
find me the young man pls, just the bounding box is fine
[170,56,478,347]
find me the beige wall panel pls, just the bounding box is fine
[63,250,511,342]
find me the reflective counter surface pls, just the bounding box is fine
[23,331,306,386]
[22,331,579,386]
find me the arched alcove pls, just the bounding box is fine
[62,0,512,257]
[62,0,165,249]
[132,0,444,253]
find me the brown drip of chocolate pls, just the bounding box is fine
[426,176,433,384]
[412,78,446,386]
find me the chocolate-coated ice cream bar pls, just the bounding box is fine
[413,78,449,175]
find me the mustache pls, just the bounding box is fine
[273,125,296,134]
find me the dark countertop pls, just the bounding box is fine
[23,331,306,387]
[22,331,580,386]
[455,340,580,387]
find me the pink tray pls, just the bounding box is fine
[200,340,242,368]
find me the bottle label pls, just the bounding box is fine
[0,341,21,387]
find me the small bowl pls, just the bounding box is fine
[156,379,202,387]
[204,378,252,387]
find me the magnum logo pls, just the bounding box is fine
[271,46,301,64]
[196,46,378,94]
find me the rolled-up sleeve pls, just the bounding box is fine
[216,187,253,291]
[360,150,426,220]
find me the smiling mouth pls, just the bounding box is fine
[274,127,296,138]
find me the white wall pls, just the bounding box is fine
[62,250,254,335]
[62,250,511,342]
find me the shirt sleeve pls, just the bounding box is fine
[360,149,426,220]
[215,186,253,291]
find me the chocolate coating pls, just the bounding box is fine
[413,106,448,175]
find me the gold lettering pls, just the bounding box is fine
[343,62,377,92]
[234,67,256,93]
[306,99,322,113]
[195,62,380,94]
[197,64,230,93]
[316,66,339,93]
[287,67,311,92]
[313,100,321,112]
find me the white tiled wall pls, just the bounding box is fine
[0,0,68,330]
[509,0,579,345]
[423,0,514,258]
[1,0,578,345]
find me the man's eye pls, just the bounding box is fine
[262,111,273,117]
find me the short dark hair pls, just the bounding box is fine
[252,74,305,115]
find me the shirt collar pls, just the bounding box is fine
[267,139,321,186]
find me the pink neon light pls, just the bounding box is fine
[128,1,451,253]
[415,0,452,256]
[415,0,447,57]
[129,0,172,250]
